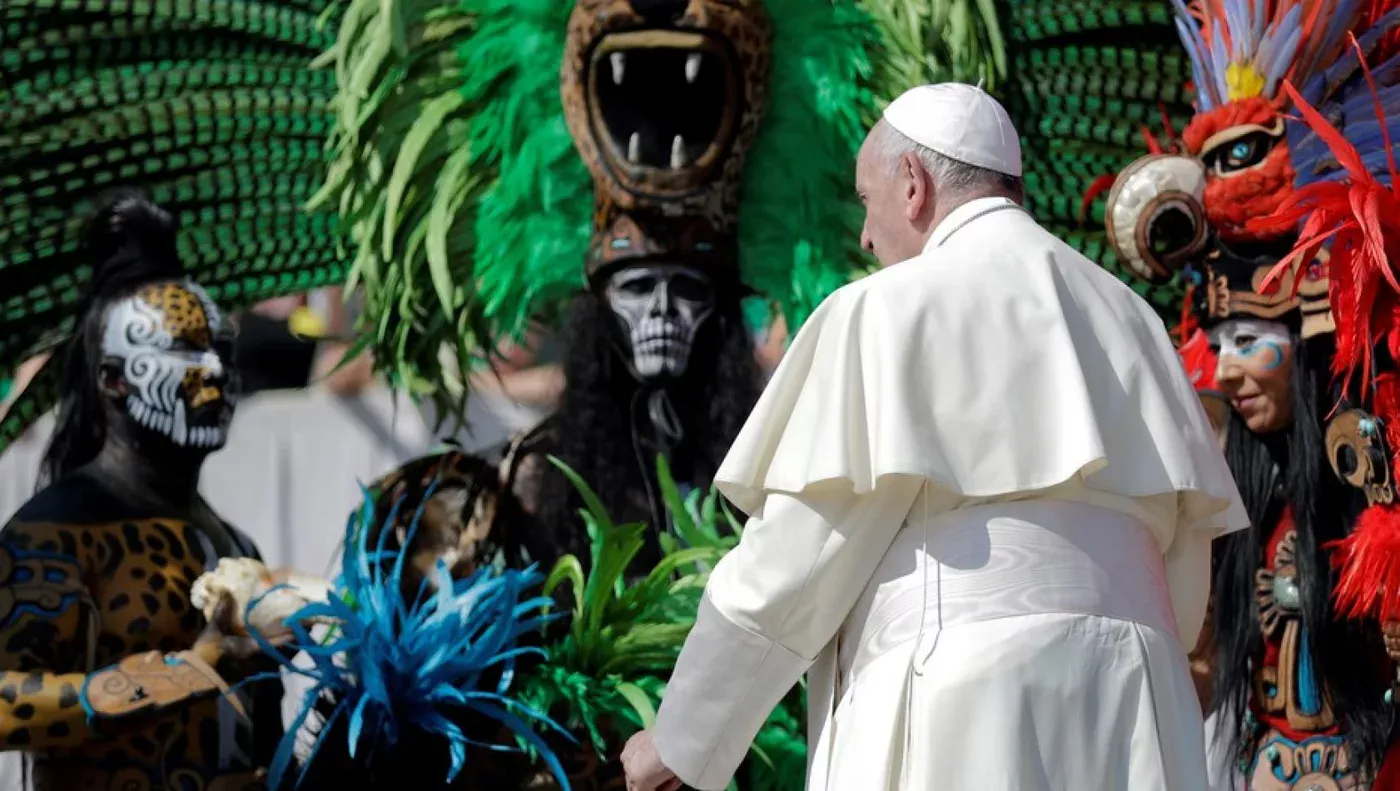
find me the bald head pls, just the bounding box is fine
[855,120,1023,266]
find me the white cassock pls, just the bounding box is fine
[651,196,1250,790]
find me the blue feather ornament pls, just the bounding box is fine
[252,482,574,789]
[1290,9,1400,189]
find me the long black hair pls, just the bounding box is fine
[528,286,761,566]
[39,189,184,487]
[1211,333,1394,779]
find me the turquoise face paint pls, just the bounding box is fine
[1208,318,1292,372]
[1235,337,1286,370]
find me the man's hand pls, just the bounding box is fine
[621,730,681,791]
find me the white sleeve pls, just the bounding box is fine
[652,474,923,790]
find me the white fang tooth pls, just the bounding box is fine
[685,53,701,84]
[610,52,625,85]
[671,135,686,169]
[628,132,641,164]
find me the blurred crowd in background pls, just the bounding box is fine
[0,288,789,580]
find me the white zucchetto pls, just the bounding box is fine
[882,83,1023,177]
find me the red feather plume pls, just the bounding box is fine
[1256,46,1400,620]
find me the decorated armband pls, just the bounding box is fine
[81,648,243,729]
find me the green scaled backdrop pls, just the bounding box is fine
[1000,0,1192,318]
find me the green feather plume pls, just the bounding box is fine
[859,0,1009,98]
[515,455,720,756]
[312,0,911,418]
[0,0,348,454]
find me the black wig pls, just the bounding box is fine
[39,189,184,487]
[525,287,761,569]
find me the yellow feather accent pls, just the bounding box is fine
[1226,62,1267,101]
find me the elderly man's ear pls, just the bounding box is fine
[901,152,931,221]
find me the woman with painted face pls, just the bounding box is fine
[0,191,284,790]
[1188,247,1398,790]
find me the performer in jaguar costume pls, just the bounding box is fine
[1101,0,1400,786]
[0,192,283,790]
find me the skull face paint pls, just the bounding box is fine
[101,281,235,449]
[604,264,714,381]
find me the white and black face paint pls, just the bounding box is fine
[604,264,715,381]
[101,281,235,450]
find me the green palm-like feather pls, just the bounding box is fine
[0,0,347,454]
[515,457,722,758]
[860,0,1009,98]
[520,455,814,784]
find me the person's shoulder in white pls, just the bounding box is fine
[817,207,1167,346]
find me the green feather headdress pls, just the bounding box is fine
[312,0,1009,415]
[1000,0,1194,316]
[0,0,348,453]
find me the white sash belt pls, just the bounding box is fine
[839,499,1178,682]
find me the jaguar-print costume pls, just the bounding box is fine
[0,473,273,791]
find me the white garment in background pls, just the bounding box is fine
[1205,710,1240,791]
[200,385,433,575]
[652,197,1248,790]
[0,755,24,791]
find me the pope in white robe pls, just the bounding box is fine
[620,83,1249,791]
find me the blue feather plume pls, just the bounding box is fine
[1289,8,1400,189]
[252,482,575,789]
[1171,0,1368,112]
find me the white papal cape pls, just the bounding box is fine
[651,197,1250,791]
